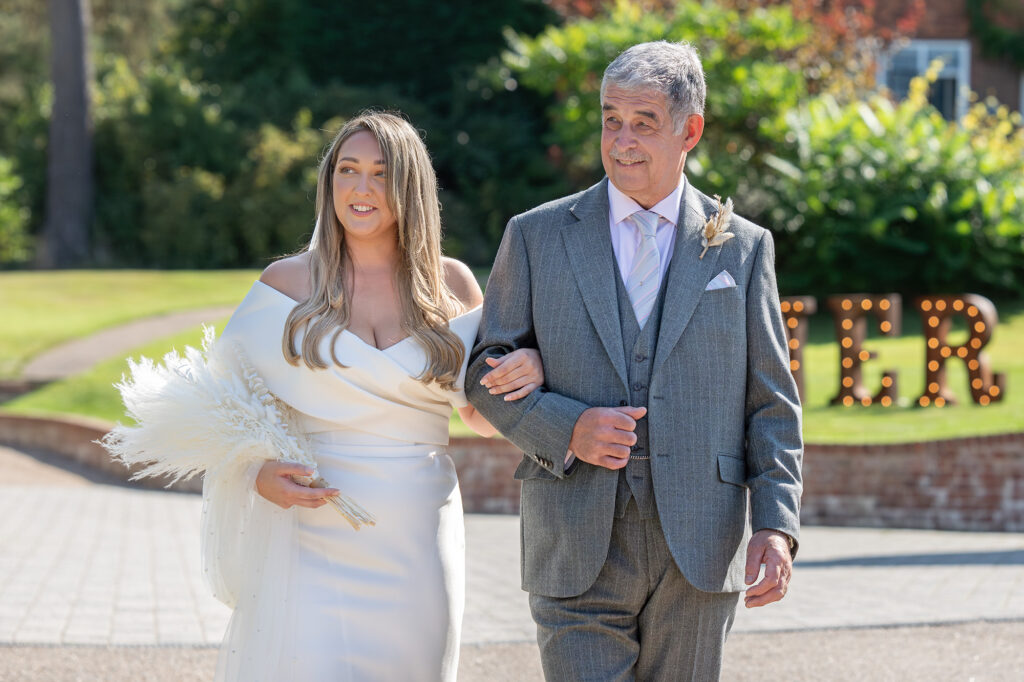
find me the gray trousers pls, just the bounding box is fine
[529,500,740,681]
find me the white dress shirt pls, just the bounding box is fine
[607,177,685,286]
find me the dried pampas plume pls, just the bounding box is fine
[100,326,375,530]
[699,195,735,260]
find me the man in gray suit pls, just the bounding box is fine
[467,41,802,680]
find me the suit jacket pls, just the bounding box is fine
[466,178,803,598]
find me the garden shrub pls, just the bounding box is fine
[761,64,1024,297]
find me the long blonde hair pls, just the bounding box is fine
[282,111,466,390]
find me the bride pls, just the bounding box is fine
[207,111,543,680]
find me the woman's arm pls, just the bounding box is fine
[457,404,499,438]
[444,258,545,437]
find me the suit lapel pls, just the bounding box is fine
[651,182,724,379]
[561,180,629,393]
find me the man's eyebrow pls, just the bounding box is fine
[600,104,659,121]
[337,157,386,164]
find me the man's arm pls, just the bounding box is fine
[466,216,590,479]
[741,228,804,606]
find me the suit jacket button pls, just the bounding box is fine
[619,400,627,406]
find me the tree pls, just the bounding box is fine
[38,0,93,267]
[719,0,925,102]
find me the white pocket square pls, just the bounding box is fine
[705,270,736,291]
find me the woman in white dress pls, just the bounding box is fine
[208,111,544,681]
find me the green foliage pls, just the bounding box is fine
[158,0,567,266]
[92,59,332,267]
[967,0,1024,69]
[500,0,810,202]
[0,156,32,264]
[0,1,49,247]
[0,0,185,251]
[172,0,555,114]
[760,65,1024,297]
[91,58,247,265]
[5,0,565,268]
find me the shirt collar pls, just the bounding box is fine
[607,175,687,228]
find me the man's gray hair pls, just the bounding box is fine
[600,41,706,134]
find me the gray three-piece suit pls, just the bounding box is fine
[466,178,803,680]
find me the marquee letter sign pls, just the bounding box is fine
[826,294,901,407]
[777,293,1004,408]
[914,295,1005,407]
[780,296,816,402]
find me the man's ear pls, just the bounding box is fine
[682,114,704,152]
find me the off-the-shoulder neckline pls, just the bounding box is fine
[252,280,481,353]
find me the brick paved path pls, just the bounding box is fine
[3,443,1024,681]
[3,442,1024,648]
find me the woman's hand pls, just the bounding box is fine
[479,348,544,401]
[255,461,339,510]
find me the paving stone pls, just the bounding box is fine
[3,457,1024,652]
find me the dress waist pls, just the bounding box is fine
[307,429,441,459]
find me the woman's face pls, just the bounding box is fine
[332,130,397,240]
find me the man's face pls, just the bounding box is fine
[600,84,701,209]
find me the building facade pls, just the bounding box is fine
[877,0,1023,117]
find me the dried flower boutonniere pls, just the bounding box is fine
[699,195,735,260]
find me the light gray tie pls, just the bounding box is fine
[625,210,661,328]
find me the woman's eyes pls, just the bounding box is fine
[335,166,386,178]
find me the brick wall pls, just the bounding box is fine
[801,434,1024,532]
[0,412,202,493]
[453,434,1024,532]
[885,0,970,38]
[448,438,523,514]
[4,412,1023,531]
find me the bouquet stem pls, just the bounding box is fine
[296,475,376,530]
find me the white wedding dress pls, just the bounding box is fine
[205,281,480,681]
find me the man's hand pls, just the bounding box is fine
[568,406,647,470]
[743,529,793,608]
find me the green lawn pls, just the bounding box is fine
[2,271,1022,444]
[0,270,258,379]
[5,321,231,422]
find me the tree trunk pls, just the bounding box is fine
[39,0,93,268]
